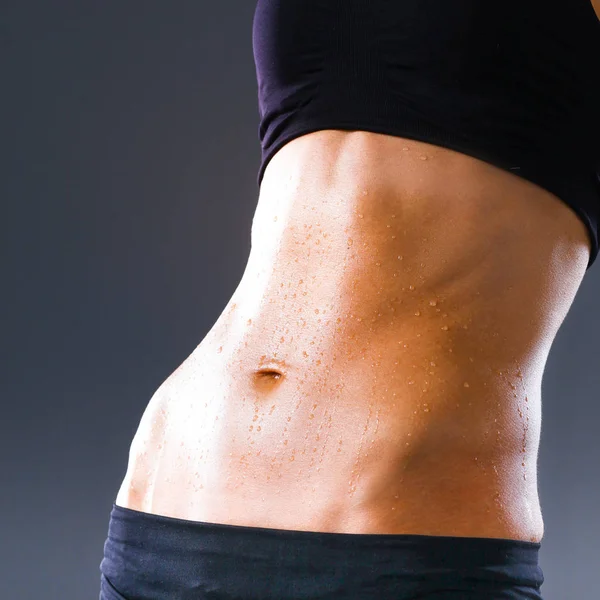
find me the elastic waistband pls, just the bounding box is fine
[101,503,544,599]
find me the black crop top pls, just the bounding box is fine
[252,0,600,269]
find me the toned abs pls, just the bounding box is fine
[116,131,590,543]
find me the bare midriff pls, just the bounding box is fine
[116,131,591,543]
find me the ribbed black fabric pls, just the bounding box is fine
[253,0,600,269]
[100,504,545,599]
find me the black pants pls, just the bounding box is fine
[100,504,544,599]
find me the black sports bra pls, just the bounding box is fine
[253,0,600,269]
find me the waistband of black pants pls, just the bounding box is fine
[100,503,544,599]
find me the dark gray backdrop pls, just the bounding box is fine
[2,3,598,599]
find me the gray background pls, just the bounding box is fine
[2,3,598,599]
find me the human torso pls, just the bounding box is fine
[116,130,590,542]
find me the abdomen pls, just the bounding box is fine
[117,130,589,542]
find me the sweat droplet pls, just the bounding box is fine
[409,285,415,291]
[441,325,449,331]
[414,311,421,316]
[429,300,437,306]
[398,255,403,260]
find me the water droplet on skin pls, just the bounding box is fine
[257,426,262,431]
[464,382,470,388]
[398,255,403,260]
[429,300,437,306]
[347,238,353,247]
[217,346,223,354]
[441,325,449,331]
[409,285,415,291]
[408,380,415,385]
[315,309,320,314]
[247,319,252,325]
[358,214,364,219]
[303,351,309,358]
[392,235,396,239]
[419,155,428,160]
[376,262,381,267]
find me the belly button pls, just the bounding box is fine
[253,369,285,385]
